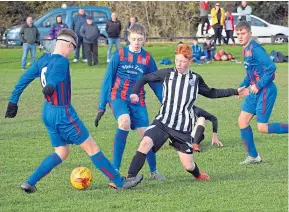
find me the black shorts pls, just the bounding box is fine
[144,119,193,154]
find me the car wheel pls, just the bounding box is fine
[273,35,287,44]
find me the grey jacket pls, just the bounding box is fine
[80,23,100,43]
[19,24,40,44]
[237,5,252,22]
[72,14,87,35]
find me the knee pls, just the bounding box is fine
[55,148,70,161]
[118,116,131,130]
[257,124,268,133]
[138,136,153,153]
[183,161,195,171]
[238,115,249,128]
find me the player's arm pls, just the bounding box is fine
[98,51,119,112]
[254,47,277,90]
[5,62,40,118]
[42,58,69,97]
[146,56,163,102]
[132,68,171,95]
[197,74,240,98]
[194,106,218,133]
[95,52,119,127]
[239,72,251,88]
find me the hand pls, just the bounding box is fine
[249,84,259,94]
[5,102,18,118]
[35,41,40,45]
[211,133,223,147]
[42,85,55,96]
[130,94,139,103]
[94,111,105,128]
[237,86,249,98]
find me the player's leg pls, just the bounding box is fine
[192,117,206,152]
[20,126,69,194]
[30,43,36,65]
[130,104,165,179]
[177,152,209,180]
[256,84,288,134]
[127,120,169,179]
[137,127,166,180]
[110,99,131,171]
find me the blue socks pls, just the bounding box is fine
[146,150,157,173]
[112,128,129,171]
[268,123,288,134]
[240,125,258,158]
[27,152,62,186]
[90,151,123,187]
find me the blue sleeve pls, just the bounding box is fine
[239,73,251,88]
[98,51,119,111]
[254,47,276,89]
[146,56,163,103]
[46,58,69,88]
[9,62,40,104]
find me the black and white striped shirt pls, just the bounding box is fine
[132,67,238,132]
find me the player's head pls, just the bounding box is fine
[235,21,252,46]
[55,29,78,58]
[128,23,146,52]
[192,37,198,45]
[175,44,192,74]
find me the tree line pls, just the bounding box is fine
[0,1,288,37]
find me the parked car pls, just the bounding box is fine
[196,13,288,44]
[2,6,111,46]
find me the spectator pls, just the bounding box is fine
[210,2,225,45]
[124,17,137,46]
[43,15,68,53]
[199,1,210,36]
[237,1,252,23]
[19,16,40,71]
[224,11,236,46]
[72,8,87,63]
[203,36,216,61]
[80,16,100,66]
[106,12,121,63]
[191,37,207,65]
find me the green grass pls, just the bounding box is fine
[0,44,288,212]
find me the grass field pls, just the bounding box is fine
[0,43,288,212]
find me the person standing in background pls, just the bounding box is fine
[106,12,122,63]
[80,16,100,66]
[19,16,40,71]
[224,11,235,46]
[199,1,210,36]
[237,1,252,23]
[210,2,225,45]
[124,17,137,46]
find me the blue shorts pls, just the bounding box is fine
[110,99,149,130]
[42,102,89,147]
[242,83,277,123]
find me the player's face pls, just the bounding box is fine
[128,33,145,52]
[175,54,192,74]
[236,28,252,46]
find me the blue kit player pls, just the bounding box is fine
[95,23,166,185]
[236,21,288,164]
[4,29,143,193]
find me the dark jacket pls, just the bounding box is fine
[19,24,40,44]
[106,20,121,38]
[80,23,100,43]
[49,22,68,39]
[72,14,87,35]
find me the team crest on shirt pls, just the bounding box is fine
[189,78,195,86]
[142,58,147,65]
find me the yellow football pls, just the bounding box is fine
[70,167,92,190]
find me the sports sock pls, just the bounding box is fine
[128,151,147,178]
[240,125,258,158]
[186,163,200,178]
[90,151,123,187]
[27,152,62,186]
[112,128,129,171]
[146,149,156,173]
[193,125,205,144]
[268,123,288,134]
